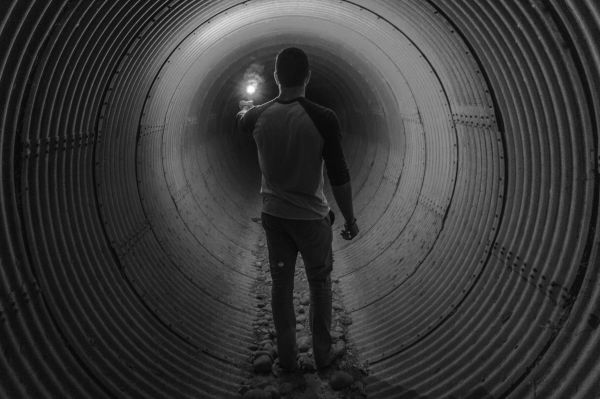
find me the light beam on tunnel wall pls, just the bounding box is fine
[0,0,598,398]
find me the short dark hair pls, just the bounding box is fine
[275,47,309,87]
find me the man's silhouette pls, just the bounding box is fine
[237,47,359,371]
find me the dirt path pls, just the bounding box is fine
[239,225,368,399]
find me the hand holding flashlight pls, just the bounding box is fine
[239,99,253,111]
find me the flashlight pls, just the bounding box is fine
[245,79,258,97]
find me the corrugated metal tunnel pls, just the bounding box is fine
[1,0,599,398]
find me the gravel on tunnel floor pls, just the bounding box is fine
[239,218,369,399]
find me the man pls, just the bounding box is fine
[237,47,359,372]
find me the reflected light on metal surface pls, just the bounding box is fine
[0,0,598,398]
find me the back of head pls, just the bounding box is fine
[275,47,309,88]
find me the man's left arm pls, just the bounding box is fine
[321,110,359,240]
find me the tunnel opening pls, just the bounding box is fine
[187,41,394,208]
[1,0,599,398]
[104,0,500,393]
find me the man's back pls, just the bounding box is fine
[240,97,349,221]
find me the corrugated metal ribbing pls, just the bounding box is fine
[3,0,248,397]
[503,1,600,398]
[345,2,503,397]
[0,0,598,398]
[1,1,115,397]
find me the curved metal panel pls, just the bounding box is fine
[0,0,597,397]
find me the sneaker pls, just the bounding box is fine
[272,359,299,377]
[316,340,345,370]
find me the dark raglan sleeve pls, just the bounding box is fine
[321,110,350,186]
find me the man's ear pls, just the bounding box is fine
[304,70,311,86]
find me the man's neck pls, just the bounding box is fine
[277,85,306,102]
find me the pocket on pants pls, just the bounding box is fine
[328,209,335,226]
[297,219,333,280]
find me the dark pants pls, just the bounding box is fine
[261,212,333,369]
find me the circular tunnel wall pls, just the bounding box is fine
[1,1,599,398]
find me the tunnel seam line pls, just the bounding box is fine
[337,0,464,311]
[359,0,508,366]
[496,2,599,397]
[337,117,422,279]
[93,2,241,369]
[342,114,427,302]
[136,2,263,284]
[156,88,252,311]
[427,1,598,396]
[336,55,419,278]
[135,4,262,300]
[12,2,120,397]
[329,1,435,280]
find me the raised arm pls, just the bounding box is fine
[236,100,254,132]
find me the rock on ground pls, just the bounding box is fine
[298,336,311,352]
[253,355,273,374]
[329,370,354,390]
[243,388,271,399]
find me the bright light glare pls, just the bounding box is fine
[246,84,256,95]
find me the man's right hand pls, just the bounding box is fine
[341,218,359,240]
[239,99,253,111]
